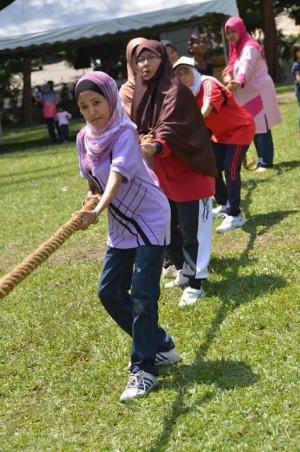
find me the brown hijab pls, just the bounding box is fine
[119,37,147,116]
[131,40,217,177]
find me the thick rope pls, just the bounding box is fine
[0,198,99,300]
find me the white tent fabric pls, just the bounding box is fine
[0,0,238,51]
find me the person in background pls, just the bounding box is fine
[160,39,180,65]
[291,42,300,135]
[223,16,281,172]
[73,71,180,402]
[60,83,69,103]
[187,33,213,76]
[174,57,255,233]
[56,104,72,143]
[119,37,147,116]
[132,40,217,307]
[47,80,62,141]
[115,70,126,89]
[36,83,60,144]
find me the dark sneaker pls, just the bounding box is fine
[127,347,181,370]
[120,371,157,402]
[155,347,181,367]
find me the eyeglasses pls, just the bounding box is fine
[136,54,161,65]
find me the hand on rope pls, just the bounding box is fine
[74,194,101,230]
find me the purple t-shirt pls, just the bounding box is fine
[77,128,170,248]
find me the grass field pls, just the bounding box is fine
[0,92,299,451]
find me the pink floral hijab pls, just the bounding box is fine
[225,16,264,73]
[75,71,137,163]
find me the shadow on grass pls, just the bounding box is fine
[152,207,288,450]
[0,132,77,155]
[242,160,299,191]
[240,160,299,254]
[150,359,257,451]
[0,161,77,189]
[151,273,280,451]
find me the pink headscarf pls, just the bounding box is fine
[225,16,264,74]
[119,37,147,116]
[75,71,137,163]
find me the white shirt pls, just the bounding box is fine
[56,110,72,125]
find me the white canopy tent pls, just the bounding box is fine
[0,0,239,52]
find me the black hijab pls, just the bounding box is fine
[131,39,217,177]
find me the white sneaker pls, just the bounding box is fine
[255,166,267,173]
[212,205,227,218]
[179,286,205,307]
[216,214,245,233]
[155,347,181,367]
[164,270,189,288]
[120,371,157,402]
[162,264,177,279]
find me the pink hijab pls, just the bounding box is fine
[225,16,264,74]
[119,37,147,116]
[75,71,137,165]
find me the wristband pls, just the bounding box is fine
[153,141,163,155]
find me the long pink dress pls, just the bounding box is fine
[230,46,282,134]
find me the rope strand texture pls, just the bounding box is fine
[0,198,99,300]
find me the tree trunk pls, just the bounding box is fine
[261,0,281,82]
[22,57,32,127]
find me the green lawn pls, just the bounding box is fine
[0,95,299,451]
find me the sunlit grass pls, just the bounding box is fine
[0,94,299,450]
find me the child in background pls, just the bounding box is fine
[72,71,180,402]
[291,42,300,135]
[56,104,72,143]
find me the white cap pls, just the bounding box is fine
[173,56,196,71]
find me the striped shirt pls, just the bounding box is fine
[77,128,170,248]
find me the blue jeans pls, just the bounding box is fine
[98,246,175,376]
[59,124,69,142]
[45,117,57,143]
[253,130,274,167]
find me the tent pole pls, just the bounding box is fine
[221,25,228,64]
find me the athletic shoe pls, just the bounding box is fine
[255,166,267,173]
[155,347,181,367]
[216,214,245,233]
[212,205,227,218]
[127,347,181,370]
[164,270,189,288]
[120,370,157,402]
[179,286,205,307]
[162,264,177,279]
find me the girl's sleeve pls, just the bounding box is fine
[110,129,139,182]
[235,46,259,87]
[202,79,224,112]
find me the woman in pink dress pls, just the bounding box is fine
[223,17,281,171]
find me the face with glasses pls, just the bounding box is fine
[136,50,162,80]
